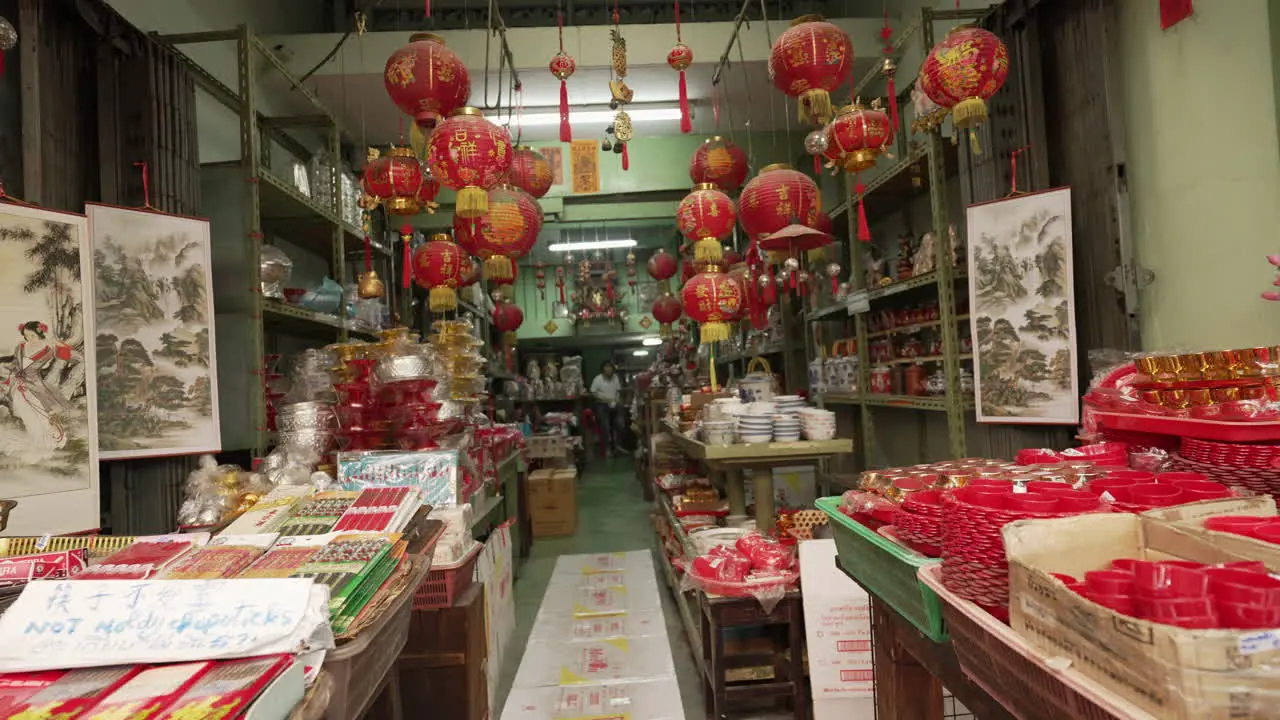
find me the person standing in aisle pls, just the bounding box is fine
[590,360,623,458]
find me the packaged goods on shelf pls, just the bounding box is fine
[73,534,208,581]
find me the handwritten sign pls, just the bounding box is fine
[0,578,333,672]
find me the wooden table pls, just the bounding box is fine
[699,591,807,720]
[664,421,852,531]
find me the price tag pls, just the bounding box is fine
[844,293,869,315]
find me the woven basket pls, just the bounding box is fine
[1168,453,1280,499]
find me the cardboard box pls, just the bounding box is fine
[526,433,568,459]
[1003,513,1279,719]
[799,540,874,713]
[1143,496,1280,571]
[529,468,577,538]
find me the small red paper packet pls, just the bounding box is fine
[74,534,206,581]
[156,654,294,720]
[0,548,88,588]
[83,662,213,720]
[0,665,141,718]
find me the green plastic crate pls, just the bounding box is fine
[816,496,948,642]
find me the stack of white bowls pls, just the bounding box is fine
[737,412,774,444]
[798,408,837,440]
[772,413,801,442]
[702,420,736,446]
[774,395,805,415]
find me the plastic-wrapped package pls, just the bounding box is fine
[175,455,274,528]
[260,245,293,299]
[298,277,344,314]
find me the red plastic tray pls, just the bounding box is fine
[1093,411,1280,442]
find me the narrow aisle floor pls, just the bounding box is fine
[497,457,703,718]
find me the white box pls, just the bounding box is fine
[800,539,875,703]
[528,610,669,644]
[552,551,654,577]
[478,523,517,714]
[502,679,685,720]
[512,636,677,689]
[535,584,665,622]
[545,567,660,592]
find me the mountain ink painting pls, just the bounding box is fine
[87,204,220,460]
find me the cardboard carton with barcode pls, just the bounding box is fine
[1003,513,1280,720]
[1142,495,1280,572]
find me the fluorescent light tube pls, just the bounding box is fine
[516,108,683,127]
[641,337,663,346]
[632,349,650,356]
[547,239,638,252]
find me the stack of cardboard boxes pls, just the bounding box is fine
[526,433,578,538]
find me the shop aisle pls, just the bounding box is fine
[496,456,703,718]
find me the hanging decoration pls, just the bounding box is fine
[384,33,471,131]
[682,266,741,344]
[412,233,466,312]
[400,224,415,290]
[625,249,638,307]
[509,146,554,199]
[458,256,480,287]
[426,107,512,218]
[668,0,693,134]
[609,2,634,170]
[768,15,854,125]
[920,26,1010,154]
[804,129,828,175]
[550,10,576,143]
[722,247,743,267]
[416,164,441,213]
[690,137,749,192]
[646,248,678,297]
[356,210,384,300]
[454,184,542,280]
[554,265,567,305]
[361,147,424,215]
[652,293,683,338]
[492,301,524,345]
[824,100,894,241]
[535,261,548,301]
[880,10,900,136]
[0,18,17,76]
[489,264,521,301]
[738,163,821,243]
[677,183,736,264]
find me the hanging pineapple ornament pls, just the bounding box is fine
[549,10,576,143]
[609,4,634,170]
[668,0,693,134]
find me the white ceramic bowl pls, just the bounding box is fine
[739,433,772,445]
[804,429,836,440]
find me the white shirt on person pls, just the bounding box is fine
[591,374,621,404]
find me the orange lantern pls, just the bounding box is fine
[768,16,854,124]
[652,293,682,338]
[508,145,553,199]
[426,107,512,219]
[738,164,821,242]
[676,184,737,264]
[362,147,423,215]
[412,233,466,312]
[920,26,1009,153]
[455,185,542,281]
[689,136,749,192]
[681,266,743,344]
[383,33,471,131]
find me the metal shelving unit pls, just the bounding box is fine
[807,6,988,467]
[164,26,393,453]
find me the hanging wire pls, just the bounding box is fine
[733,33,755,166]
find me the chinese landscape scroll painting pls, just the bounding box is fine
[967,188,1079,424]
[87,204,220,460]
[0,204,98,535]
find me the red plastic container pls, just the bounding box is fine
[413,542,482,610]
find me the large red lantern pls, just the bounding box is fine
[681,267,743,344]
[384,33,471,131]
[427,107,512,219]
[738,164,821,242]
[508,146,553,199]
[492,301,524,344]
[676,184,737,264]
[412,234,466,312]
[825,102,893,241]
[455,185,541,281]
[689,137,749,192]
[768,16,854,125]
[651,293,683,338]
[362,147,423,215]
[920,26,1010,153]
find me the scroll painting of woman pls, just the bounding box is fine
[0,320,78,449]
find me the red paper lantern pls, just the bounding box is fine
[652,293,683,337]
[738,163,821,242]
[646,248,678,282]
[427,107,513,219]
[676,184,737,264]
[768,16,854,124]
[549,48,576,143]
[689,136,749,192]
[384,33,471,131]
[492,300,524,344]
[362,147,423,215]
[825,103,894,173]
[508,145,553,199]
[920,27,1010,152]
[680,259,699,285]
[417,165,441,212]
[455,185,542,280]
[682,268,743,344]
[412,234,466,312]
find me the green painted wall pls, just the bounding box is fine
[1118,0,1280,349]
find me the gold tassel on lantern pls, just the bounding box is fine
[659,324,671,339]
[503,331,518,346]
[693,237,723,263]
[951,98,989,155]
[455,186,488,218]
[429,286,458,312]
[484,255,514,280]
[699,321,731,344]
[800,89,834,125]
